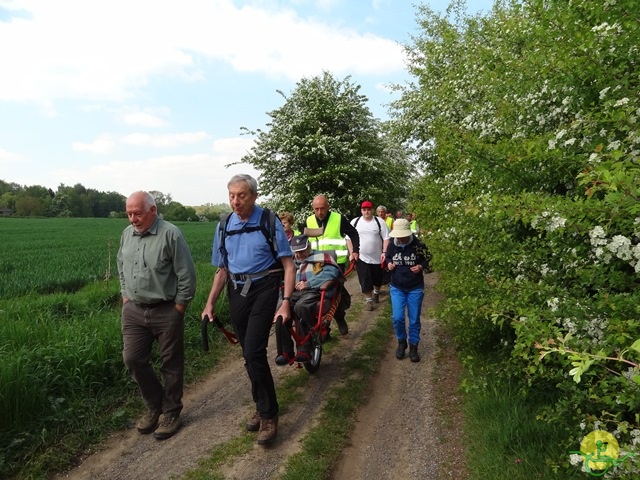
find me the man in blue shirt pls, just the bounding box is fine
[202,174,295,446]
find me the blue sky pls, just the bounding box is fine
[0,0,493,206]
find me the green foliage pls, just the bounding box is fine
[238,71,412,220]
[393,0,640,474]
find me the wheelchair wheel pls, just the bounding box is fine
[304,330,323,374]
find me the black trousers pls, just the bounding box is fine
[227,276,280,419]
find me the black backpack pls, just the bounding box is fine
[217,208,281,268]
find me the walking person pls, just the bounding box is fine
[385,218,431,363]
[306,194,359,335]
[350,200,390,311]
[117,191,197,440]
[202,174,295,445]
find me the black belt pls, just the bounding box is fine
[136,300,174,309]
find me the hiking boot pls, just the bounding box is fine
[335,317,348,335]
[409,344,421,363]
[246,411,261,432]
[373,291,380,303]
[153,413,182,440]
[396,339,407,360]
[275,352,293,366]
[257,416,278,445]
[365,301,374,311]
[136,407,162,434]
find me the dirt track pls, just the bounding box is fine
[53,273,467,480]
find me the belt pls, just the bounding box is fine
[136,300,174,309]
[228,269,283,297]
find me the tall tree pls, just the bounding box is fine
[238,71,411,220]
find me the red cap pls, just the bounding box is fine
[361,200,373,208]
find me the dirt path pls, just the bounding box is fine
[53,273,467,480]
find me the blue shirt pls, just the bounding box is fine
[212,206,293,274]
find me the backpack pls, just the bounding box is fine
[217,208,281,268]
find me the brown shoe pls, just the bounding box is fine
[154,413,182,440]
[136,407,162,434]
[256,416,278,445]
[246,411,261,432]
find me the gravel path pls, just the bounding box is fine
[53,272,467,480]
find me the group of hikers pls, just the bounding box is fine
[116,173,431,447]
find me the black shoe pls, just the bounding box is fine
[294,351,311,363]
[409,344,421,363]
[275,352,293,366]
[335,317,348,335]
[396,339,407,360]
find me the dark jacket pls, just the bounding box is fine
[385,235,431,291]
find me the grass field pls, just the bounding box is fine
[0,217,226,479]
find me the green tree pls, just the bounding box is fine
[238,71,411,220]
[392,0,640,472]
[14,196,45,216]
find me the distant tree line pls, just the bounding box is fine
[0,180,229,221]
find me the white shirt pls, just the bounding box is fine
[349,216,390,264]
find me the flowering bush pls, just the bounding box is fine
[393,0,640,474]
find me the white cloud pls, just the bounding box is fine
[72,134,116,154]
[48,136,259,204]
[0,148,22,169]
[121,131,210,148]
[121,111,169,128]
[0,0,405,106]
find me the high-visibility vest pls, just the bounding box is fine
[306,212,349,264]
[385,217,393,230]
[410,220,418,233]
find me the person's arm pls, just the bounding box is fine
[202,267,227,321]
[341,216,360,261]
[275,255,295,322]
[173,233,197,313]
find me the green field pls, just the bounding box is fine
[0,217,227,479]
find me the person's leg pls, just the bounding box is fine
[241,279,279,420]
[371,262,383,303]
[293,291,321,359]
[406,288,424,346]
[355,259,374,310]
[154,303,185,415]
[406,287,424,362]
[389,285,409,359]
[122,303,163,410]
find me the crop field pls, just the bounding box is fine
[0,217,227,479]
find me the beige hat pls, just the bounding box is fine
[389,218,412,238]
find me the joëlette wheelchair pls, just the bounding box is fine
[274,256,354,374]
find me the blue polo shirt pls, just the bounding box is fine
[212,206,293,274]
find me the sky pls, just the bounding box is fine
[0,0,493,206]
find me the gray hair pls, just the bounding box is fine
[376,205,387,212]
[228,174,258,195]
[129,191,156,210]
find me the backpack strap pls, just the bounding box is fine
[354,215,383,241]
[218,208,280,269]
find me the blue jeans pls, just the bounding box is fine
[389,285,424,345]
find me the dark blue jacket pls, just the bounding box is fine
[385,235,431,291]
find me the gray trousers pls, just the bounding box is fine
[122,301,185,415]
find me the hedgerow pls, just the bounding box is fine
[393,0,640,475]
